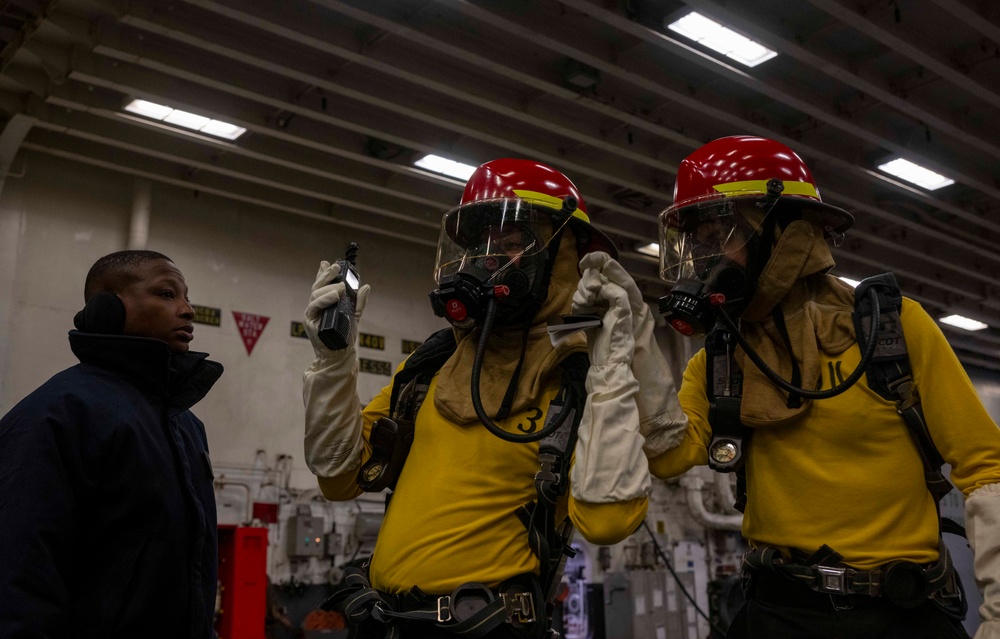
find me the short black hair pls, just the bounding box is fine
[84,250,173,301]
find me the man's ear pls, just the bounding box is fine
[74,292,126,335]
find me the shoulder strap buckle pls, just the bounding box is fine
[501,591,536,624]
[887,375,919,412]
[534,452,560,485]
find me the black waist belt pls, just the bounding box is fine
[747,569,886,610]
[742,544,958,610]
[321,564,542,639]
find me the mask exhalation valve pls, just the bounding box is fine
[659,279,720,338]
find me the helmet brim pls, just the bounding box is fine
[567,216,619,260]
[783,198,855,238]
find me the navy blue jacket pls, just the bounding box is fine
[0,331,223,639]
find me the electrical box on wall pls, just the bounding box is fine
[288,509,325,558]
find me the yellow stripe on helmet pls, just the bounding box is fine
[512,189,591,223]
[713,180,819,199]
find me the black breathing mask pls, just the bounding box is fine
[430,236,546,330]
[659,255,754,338]
[429,269,494,330]
[659,279,719,339]
[658,181,788,339]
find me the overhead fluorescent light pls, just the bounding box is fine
[837,276,861,288]
[666,12,777,67]
[123,98,247,140]
[414,154,477,180]
[163,110,211,130]
[124,99,173,119]
[939,314,988,331]
[877,158,954,191]
[199,121,247,139]
[637,242,660,258]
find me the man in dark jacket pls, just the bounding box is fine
[0,250,224,639]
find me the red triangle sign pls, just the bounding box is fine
[232,311,270,355]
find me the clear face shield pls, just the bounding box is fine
[659,196,768,285]
[431,198,569,328]
[657,194,772,337]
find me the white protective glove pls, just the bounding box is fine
[302,261,371,479]
[967,482,1000,639]
[577,252,688,457]
[569,261,650,503]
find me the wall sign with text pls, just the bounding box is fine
[233,311,270,355]
[192,305,222,326]
[359,358,392,376]
[359,333,385,350]
[401,339,422,355]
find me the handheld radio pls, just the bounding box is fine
[318,242,360,351]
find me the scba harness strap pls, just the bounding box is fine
[707,273,967,612]
[325,565,544,639]
[742,541,964,612]
[356,329,456,493]
[852,274,955,508]
[334,328,587,637]
[708,273,960,519]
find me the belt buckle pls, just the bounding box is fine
[501,591,536,624]
[436,596,451,623]
[815,565,848,595]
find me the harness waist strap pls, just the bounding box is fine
[743,546,955,607]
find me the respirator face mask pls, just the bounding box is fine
[430,199,566,330]
[657,198,766,338]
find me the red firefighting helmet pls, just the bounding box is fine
[435,158,618,283]
[658,136,854,284]
[667,135,854,236]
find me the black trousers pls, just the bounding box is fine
[353,619,544,639]
[726,571,970,639]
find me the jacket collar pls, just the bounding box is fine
[68,330,224,413]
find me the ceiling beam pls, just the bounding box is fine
[806,0,1000,111]
[55,18,1000,282]
[553,0,1000,235]
[27,122,444,232]
[20,139,439,247]
[64,45,657,243]
[676,0,1000,164]
[927,0,1000,45]
[98,8,673,214]
[166,0,683,180]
